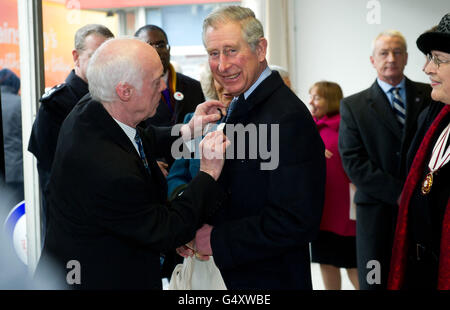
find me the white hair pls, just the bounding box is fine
[86,38,144,103]
[371,30,407,54]
[269,65,289,79]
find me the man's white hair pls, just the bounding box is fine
[371,30,407,54]
[87,38,144,103]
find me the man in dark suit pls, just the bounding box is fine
[181,6,326,289]
[34,38,229,289]
[338,30,432,290]
[28,24,114,239]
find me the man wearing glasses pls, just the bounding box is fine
[338,30,432,290]
[135,25,205,130]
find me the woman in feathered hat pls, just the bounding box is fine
[388,13,450,290]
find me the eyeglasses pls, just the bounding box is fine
[426,53,450,68]
[147,41,170,50]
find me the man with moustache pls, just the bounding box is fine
[339,30,432,290]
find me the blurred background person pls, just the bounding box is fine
[0,68,23,206]
[269,65,292,89]
[339,30,432,289]
[389,13,450,290]
[28,24,114,241]
[134,25,205,128]
[135,25,206,172]
[309,81,358,290]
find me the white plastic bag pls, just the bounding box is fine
[168,256,227,290]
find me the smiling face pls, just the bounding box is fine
[309,86,328,119]
[205,21,267,97]
[424,50,450,105]
[370,35,408,86]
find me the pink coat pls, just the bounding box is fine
[315,114,356,236]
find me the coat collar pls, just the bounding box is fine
[226,70,284,124]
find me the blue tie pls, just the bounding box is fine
[390,87,406,127]
[134,131,151,175]
[225,95,242,122]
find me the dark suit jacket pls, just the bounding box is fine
[34,97,226,289]
[144,72,205,127]
[209,71,326,289]
[28,70,89,192]
[338,77,431,288]
[339,78,431,206]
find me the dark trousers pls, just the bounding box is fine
[356,203,397,290]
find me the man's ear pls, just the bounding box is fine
[115,82,134,102]
[370,55,375,68]
[256,38,268,62]
[72,49,79,67]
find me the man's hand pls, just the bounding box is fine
[199,131,230,181]
[176,240,195,258]
[325,149,333,159]
[180,100,226,139]
[195,224,213,258]
[156,161,169,177]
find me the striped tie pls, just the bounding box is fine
[134,131,151,176]
[391,87,406,127]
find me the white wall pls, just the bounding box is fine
[293,0,449,103]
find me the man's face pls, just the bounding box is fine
[205,21,267,97]
[424,50,450,104]
[370,35,408,84]
[73,34,108,82]
[137,29,171,74]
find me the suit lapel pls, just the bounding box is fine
[403,77,426,134]
[90,99,140,157]
[368,81,402,139]
[225,71,284,125]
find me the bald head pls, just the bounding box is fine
[87,38,166,127]
[87,38,162,104]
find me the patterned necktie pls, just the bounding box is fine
[134,131,151,176]
[225,95,243,122]
[391,87,406,127]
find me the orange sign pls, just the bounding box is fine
[0,0,118,88]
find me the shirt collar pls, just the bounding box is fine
[377,77,406,94]
[113,118,139,154]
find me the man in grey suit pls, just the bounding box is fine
[339,30,432,290]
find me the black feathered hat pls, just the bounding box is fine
[417,13,450,54]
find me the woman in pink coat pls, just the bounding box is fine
[309,81,358,290]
